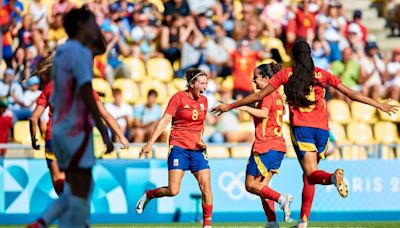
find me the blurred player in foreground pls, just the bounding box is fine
[28,54,128,227]
[136,69,213,228]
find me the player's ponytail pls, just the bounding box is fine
[256,62,282,79]
[284,39,316,109]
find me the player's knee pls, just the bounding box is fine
[245,182,256,194]
[168,187,180,196]
[199,182,211,195]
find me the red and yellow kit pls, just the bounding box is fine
[165,91,208,150]
[269,67,341,130]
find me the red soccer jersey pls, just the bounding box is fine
[36,81,101,141]
[253,91,286,153]
[269,67,341,130]
[165,91,207,150]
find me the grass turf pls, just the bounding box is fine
[3,222,400,227]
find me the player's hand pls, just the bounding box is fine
[119,136,129,149]
[379,100,399,115]
[139,143,152,158]
[104,137,114,154]
[211,103,231,116]
[31,138,40,150]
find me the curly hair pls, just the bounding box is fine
[284,40,316,109]
[256,62,282,79]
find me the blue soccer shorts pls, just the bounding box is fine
[45,140,57,167]
[291,126,329,160]
[167,145,209,172]
[246,150,285,177]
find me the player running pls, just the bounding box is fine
[237,63,293,227]
[136,69,213,228]
[212,40,398,228]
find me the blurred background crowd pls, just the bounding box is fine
[0,0,399,159]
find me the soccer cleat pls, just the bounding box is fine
[291,221,308,228]
[136,192,151,214]
[26,219,46,228]
[265,221,279,228]
[280,194,294,222]
[334,169,348,198]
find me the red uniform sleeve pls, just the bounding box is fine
[269,68,289,89]
[165,93,181,117]
[324,70,341,88]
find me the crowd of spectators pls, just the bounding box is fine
[0,0,399,149]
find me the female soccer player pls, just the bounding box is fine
[28,55,129,227]
[238,63,293,227]
[212,40,398,228]
[136,68,212,228]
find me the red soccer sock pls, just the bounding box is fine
[261,197,276,222]
[202,203,212,226]
[259,186,281,202]
[307,170,333,185]
[54,178,64,195]
[146,188,161,199]
[300,175,315,222]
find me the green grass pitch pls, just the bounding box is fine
[3,222,400,227]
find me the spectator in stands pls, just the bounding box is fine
[311,36,330,70]
[11,76,41,121]
[51,0,75,19]
[384,48,400,100]
[318,0,346,62]
[358,42,385,100]
[135,0,163,26]
[109,0,135,20]
[196,13,215,38]
[346,22,365,58]
[331,47,362,101]
[14,13,33,48]
[160,14,185,64]
[88,0,109,26]
[29,0,49,38]
[286,0,317,48]
[130,12,160,60]
[230,40,261,99]
[48,13,67,46]
[246,23,265,52]
[0,68,25,122]
[105,88,133,140]
[386,0,400,37]
[131,89,163,143]
[213,86,253,143]
[10,46,28,82]
[0,97,13,157]
[217,0,235,37]
[164,0,191,25]
[102,21,131,83]
[345,10,368,43]
[260,0,287,38]
[1,0,23,67]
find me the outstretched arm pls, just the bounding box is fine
[97,100,129,149]
[139,113,172,158]
[238,106,269,119]
[335,83,398,114]
[211,84,277,114]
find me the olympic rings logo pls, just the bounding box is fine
[218,171,258,200]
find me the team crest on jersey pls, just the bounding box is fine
[184,104,190,109]
[200,104,205,111]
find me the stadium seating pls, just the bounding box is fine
[14,121,43,145]
[207,146,231,158]
[121,57,147,82]
[118,146,141,159]
[351,102,377,123]
[146,58,174,82]
[327,99,351,124]
[346,122,374,160]
[230,144,252,158]
[92,78,113,103]
[374,121,399,159]
[140,80,168,104]
[153,145,169,159]
[112,78,140,104]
